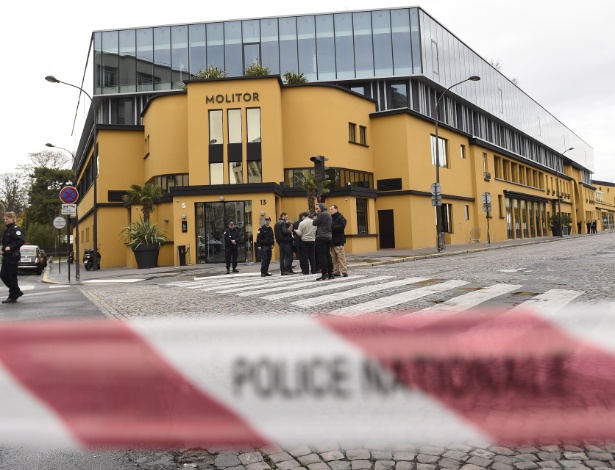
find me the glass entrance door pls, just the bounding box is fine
[196,201,253,263]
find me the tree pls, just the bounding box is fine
[301,172,330,214]
[25,167,74,226]
[283,72,308,84]
[0,173,27,215]
[122,183,163,223]
[244,63,271,77]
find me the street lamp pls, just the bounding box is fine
[45,75,98,272]
[46,142,79,281]
[557,147,574,237]
[433,75,480,252]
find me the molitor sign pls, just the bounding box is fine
[206,92,260,104]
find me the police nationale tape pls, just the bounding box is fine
[0,305,615,449]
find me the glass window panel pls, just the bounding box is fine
[171,25,189,88]
[431,135,447,167]
[410,8,422,73]
[209,110,223,144]
[117,99,134,125]
[389,82,408,109]
[207,23,224,70]
[94,32,102,95]
[297,16,316,81]
[102,31,119,94]
[136,28,153,91]
[154,27,171,90]
[189,24,206,75]
[119,29,136,93]
[391,9,412,75]
[279,17,298,75]
[315,15,335,80]
[335,13,354,79]
[228,109,242,144]
[356,198,368,234]
[353,12,373,78]
[225,21,242,76]
[247,108,261,142]
[247,161,262,183]
[373,10,393,76]
[229,162,243,184]
[210,163,223,185]
[244,44,260,71]
[261,18,280,74]
[242,20,260,43]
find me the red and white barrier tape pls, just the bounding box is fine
[0,305,614,449]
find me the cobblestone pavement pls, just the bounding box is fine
[166,442,615,470]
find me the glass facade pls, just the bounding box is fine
[89,6,593,175]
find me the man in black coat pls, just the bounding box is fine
[256,217,274,277]
[1,211,25,303]
[223,220,241,274]
[274,213,295,275]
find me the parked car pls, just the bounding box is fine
[18,245,46,275]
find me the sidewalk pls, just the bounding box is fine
[42,233,593,285]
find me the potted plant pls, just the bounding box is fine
[548,213,572,236]
[122,183,168,268]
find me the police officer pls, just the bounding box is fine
[223,220,241,274]
[256,217,274,277]
[1,211,25,303]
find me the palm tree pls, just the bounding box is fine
[301,172,330,213]
[122,183,163,223]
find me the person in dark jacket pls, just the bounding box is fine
[312,203,333,280]
[1,211,25,303]
[330,205,348,277]
[256,217,274,277]
[223,220,241,274]
[274,213,295,275]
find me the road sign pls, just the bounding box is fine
[430,182,442,196]
[61,204,77,216]
[482,192,491,204]
[483,203,492,212]
[59,186,79,204]
[53,217,67,229]
[431,195,442,207]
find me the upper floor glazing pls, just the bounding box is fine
[88,6,593,173]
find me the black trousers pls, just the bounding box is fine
[225,245,238,270]
[278,243,292,272]
[259,245,272,274]
[300,241,316,274]
[0,259,20,299]
[315,238,333,277]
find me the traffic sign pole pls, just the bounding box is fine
[59,186,80,282]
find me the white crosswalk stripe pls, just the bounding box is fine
[291,277,426,307]
[236,275,366,297]
[509,288,584,316]
[418,283,523,313]
[264,276,395,301]
[328,280,470,317]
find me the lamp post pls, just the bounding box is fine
[433,75,480,252]
[557,147,574,237]
[46,142,79,281]
[45,75,98,272]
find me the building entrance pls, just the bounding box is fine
[196,201,253,263]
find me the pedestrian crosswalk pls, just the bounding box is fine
[166,273,584,317]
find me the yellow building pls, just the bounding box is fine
[65,8,604,268]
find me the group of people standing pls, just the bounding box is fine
[255,204,348,281]
[577,220,599,234]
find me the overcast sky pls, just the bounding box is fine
[3,0,614,182]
